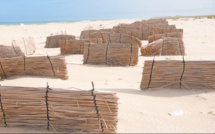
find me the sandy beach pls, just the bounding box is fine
[0,18,215,133]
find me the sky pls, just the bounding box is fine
[0,0,215,22]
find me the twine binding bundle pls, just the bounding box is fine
[60,38,102,55]
[0,45,24,58]
[140,58,215,90]
[148,32,183,43]
[141,37,185,56]
[45,35,76,48]
[0,56,68,80]
[0,85,118,133]
[84,43,139,66]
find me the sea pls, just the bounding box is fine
[0,20,89,27]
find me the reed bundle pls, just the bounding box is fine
[84,43,139,66]
[140,60,215,90]
[86,32,142,47]
[148,32,183,43]
[0,56,68,80]
[113,21,177,40]
[0,86,118,133]
[141,37,185,56]
[12,37,36,55]
[45,35,76,48]
[80,29,114,39]
[60,39,102,55]
[0,45,24,58]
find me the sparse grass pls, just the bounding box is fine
[207,15,215,19]
[167,15,215,20]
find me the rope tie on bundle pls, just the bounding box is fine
[119,34,122,43]
[105,43,110,64]
[47,55,55,77]
[129,43,133,66]
[0,85,7,127]
[161,37,164,55]
[45,83,51,131]
[0,61,7,79]
[12,40,20,57]
[86,43,90,64]
[147,56,155,89]
[108,33,111,43]
[180,56,185,89]
[89,82,104,132]
[23,56,26,71]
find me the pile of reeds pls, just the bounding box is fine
[0,56,68,80]
[84,43,139,66]
[80,29,114,39]
[45,35,76,48]
[140,60,215,90]
[112,18,183,40]
[0,86,118,133]
[148,32,183,43]
[60,38,102,55]
[141,37,185,56]
[12,37,36,55]
[0,45,24,58]
[83,32,142,47]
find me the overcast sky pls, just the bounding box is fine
[0,0,214,22]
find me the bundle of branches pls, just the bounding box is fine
[148,32,183,43]
[80,29,114,39]
[141,37,185,56]
[84,43,139,66]
[60,38,102,55]
[140,60,215,90]
[86,32,142,47]
[12,37,36,55]
[45,35,76,48]
[0,56,68,80]
[0,86,118,133]
[0,45,24,58]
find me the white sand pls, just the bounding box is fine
[0,18,215,133]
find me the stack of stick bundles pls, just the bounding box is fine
[0,86,118,133]
[45,35,76,48]
[0,45,24,58]
[112,19,179,40]
[0,56,68,80]
[148,32,183,43]
[141,37,185,56]
[12,37,36,55]
[83,43,139,66]
[60,38,102,55]
[80,29,114,39]
[140,59,215,90]
[82,32,142,47]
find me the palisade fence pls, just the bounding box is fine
[0,83,118,133]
